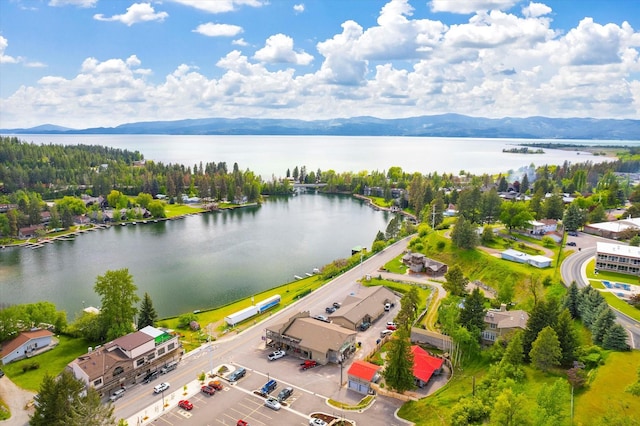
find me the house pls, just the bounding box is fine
[67,326,181,394]
[1,329,55,364]
[527,219,558,235]
[481,304,529,344]
[584,217,640,240]
[18,225,45,239]
[265,312,357,365]
[347,360,380,394]
[596,242,640,276]
[329,286,397,331]
[500,249,552,268]
[401,251,448,276]
[411,345,444,388]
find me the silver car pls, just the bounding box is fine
[264,396,281,411]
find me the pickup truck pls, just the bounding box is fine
[300,360,318,371]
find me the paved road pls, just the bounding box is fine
[560,233,640,349]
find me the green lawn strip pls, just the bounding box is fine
[3,335,94,392]
[363,278,430,314]
[367,196,393,209]
[574,351,640,424]
[163,204,206,218]
[583,260,640,321]
[600,292,640,321]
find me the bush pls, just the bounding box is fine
[21,362,40,373]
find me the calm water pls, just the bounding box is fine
[0,193,390,319]
[1,135,638,319]
[10,134,633,179]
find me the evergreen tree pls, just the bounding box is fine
[30,371,88,426]
[542,193,565,220]
[451,215,479,250]
[563,203,586,231]
[591,305,616,346]
[396,286,420,329]
[530,326,562,372]
[444,264,469,297]
[65,388,116,426]
[523,299,560,359]
[554,309,578,366]
[520,173,530,194]
[480,188,502,224]
[459,288,486,337]
[563,281,580,319]
[577,286,606,328]
[138,292,158,330]
[382,328,415,393]
[602,324,630,351]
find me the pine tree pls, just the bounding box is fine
[577,286,606,328]
[530,326,562,372]
[30,371,87,426]
[563,281,580,319]
[523,299,559,359]
[138,292,158,330]
[602,324,630,351]
[444,264,469,297]
[450,215,479,249]
[66,388,116,426]
[459,288,486,337]
[591,306,616,346]
[553,309,578,366]
[382,328,415,393]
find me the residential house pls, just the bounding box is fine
[18,225,44,239]
[411,345,444,388]
[501,249,552,268]
[67,326,181,395]
[401,251,448,276]
[1,329,55,364]
[265,312,357,365]
[329,286,397,331]
[527,219,558,235]
[481,304,529,344]
[347,360,380,394]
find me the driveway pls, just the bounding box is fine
[0,376,35,426]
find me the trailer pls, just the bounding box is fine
[224,305,259,326]
[256,295,281,314]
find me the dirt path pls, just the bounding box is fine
[0,376,35,426]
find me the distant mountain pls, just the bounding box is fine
[2,114,639,140]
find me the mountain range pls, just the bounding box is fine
[2,114,639,140]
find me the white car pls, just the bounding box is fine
[268,350,286,361]
[309,418,328,426]
[387,321,397,327]
[109,388,126,402]
[264,396,281,411]
[153,382,170,394]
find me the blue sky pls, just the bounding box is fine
[1,0,639,129]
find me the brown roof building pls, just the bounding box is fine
[481,304,529,344]
[329,285,397,331]
[1,329,54,364]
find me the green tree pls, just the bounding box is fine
[382,328,415,393]
[499,201,533,231]
[396,286,420,329]
[66,311,103,341]
[451,215,479,249]
[588,204,607,223]
[135,192,153,208]
[489,387,531,426]
[459,287,486,337]
[592,306,616,346]
[500,330,524,370]
[602,323,630,351]
[563,203,586,231]
[496,280,515,306]
[554,309,578,366]
[563,281,580,319]
[480,188,502,224]
[147,200,166,218]
[444,265,468,297]
[523,299,560,359]
[530,326,562,372]
[542,193,565,220]
[138,292,158,330]
[535,379,569,426]
[30,371,87,426]
[481,225,495,244]
[107,190,128,209]
[94,268,140,341]
[65,387,116,426]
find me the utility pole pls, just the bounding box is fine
[431,203,436,229]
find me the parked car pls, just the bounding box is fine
[386,324,398,331]
[309,418,328,426]
[384,302,391,311]
[109,388,126,402]
[277,387,293,402]
[264,396,281,411]
[143,371,159,384]
[178,400,193,410]
[261,379,278,395]
[359,322,370,331]
[380,329,394,338]
[268,350,286,361]
[153,382,170,394]
[313,315,330,323]
[237,421,249,426]
[228,367,246,383]
[332,302,341,309]
[568,231,579,236]
[300,360,318,371]
[567,241,577,246]
[325,306,336,314]
[208,380,224,390]
[201,385,215,396]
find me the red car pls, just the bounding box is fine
[178,400,193,410]
[386,324,397,331]
[237,421,249,426]
[208,380,224,391]
[201,385,215,395]
[300,360,318,371]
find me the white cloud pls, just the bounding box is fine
[193,23,244,37]
[429,0,518,14]
[522,2,552,18]
[167,0,266,14]
[253,34,314,65]
[94,3,168,26]
[232,38,249,46]
[49,0,97,7]
[0,36,20,64]
[293,4,304,13]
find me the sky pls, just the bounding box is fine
[1,0,640,129]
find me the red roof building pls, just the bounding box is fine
[411,345,444,387]
[1,329,54,364]
[347,360,381,394]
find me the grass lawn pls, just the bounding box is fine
[364,278,431,314]
[3,335,94,392]
[574,350,640,424]
[163,203,205,218]
[584,260,640,321]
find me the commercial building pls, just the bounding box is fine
[329,286,397,331]
[595,241,640,276]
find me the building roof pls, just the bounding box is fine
[139,326,164,338]
[347,360,380,381]
[283,318,356,353]
[0,329,54,360]
[411,345,444,383]
[330,286,395,325]
[107,330,153,352]
[484,308,529,330]
[597,241,640,258]
[587,217,640,234]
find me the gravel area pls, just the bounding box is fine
[0,376,35,426]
